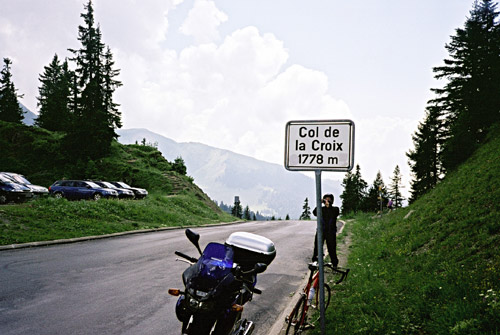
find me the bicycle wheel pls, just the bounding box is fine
[313,283,331,310]
[285,294,307,335]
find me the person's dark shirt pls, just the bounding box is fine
[313,206,340,232]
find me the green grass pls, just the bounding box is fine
[312,127,500,334]
[0,120,238,245]
[0,193,236,245]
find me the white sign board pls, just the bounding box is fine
[284,120,355,171]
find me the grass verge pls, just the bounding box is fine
[311,128,500,334]
[0,193,236,245]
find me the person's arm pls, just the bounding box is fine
[312,207,318,216]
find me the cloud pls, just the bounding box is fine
[1,0,413,197]
[353,116,418,198]
[179,0,228,44]
[117,24,351,168]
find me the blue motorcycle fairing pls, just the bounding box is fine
[184,243,239,301]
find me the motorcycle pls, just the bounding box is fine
[168,229,276,335]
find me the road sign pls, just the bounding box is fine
[284,120,355,171]
[284,119,355,335]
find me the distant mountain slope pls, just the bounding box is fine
[21,103,36,126]
[117,128,342,219]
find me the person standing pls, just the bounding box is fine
[387,199,394,212]
[312,193,340,267]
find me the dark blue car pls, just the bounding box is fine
[0,174,33,204]
[111,181,148,199]
[49,180,118,201]
[93,181,135,199]
[0,172,49,197]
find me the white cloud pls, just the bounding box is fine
[116,24,350,170]
[353,116,418,199]
[1,0,422,201]
[179,0,228,44]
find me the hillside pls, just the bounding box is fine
[0,121,235,245]
[1,120,197,194]
[317,126,500,334]
[117,128,343,219]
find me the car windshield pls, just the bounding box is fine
[0,175,13,183]
[101,182,116,188]
[117,182,131,188]
[10,174,31,184]
[86,181,101,188]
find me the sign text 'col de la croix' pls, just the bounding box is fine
[284,120,355,172]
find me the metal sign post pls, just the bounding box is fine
[315,169,326,333]
[285,119,355,335]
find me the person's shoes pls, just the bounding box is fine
[332,257,339,268]
[303,323,315,330]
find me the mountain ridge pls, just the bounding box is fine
[19,106,343,218]
[117,128,342,219]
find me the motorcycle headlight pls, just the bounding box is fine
[196,290,209,298]
[189,297,202,309]
[186,293,214,311]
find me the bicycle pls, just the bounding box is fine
[285,262,349,335]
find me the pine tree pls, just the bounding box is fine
[340,170,356,213]
[102,46,122,130]
[407,104,444,203]
[353,164,368,206]
[231,198,242,218]
[0,58,24,123]
[66,0,122,159]
[299,198,311,220]
[340,164,367,213]
[172,156,187,175]
[432,0,500,171]
[362,171,387,212]
[388,165,404,208]
[243,205,251,220]
[36,54,73,131]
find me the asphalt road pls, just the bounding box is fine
[0,220,322,335]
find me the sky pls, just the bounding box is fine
[1,0,475,199]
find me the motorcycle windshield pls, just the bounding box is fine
[187,243,234,295]
[200,242,234,273]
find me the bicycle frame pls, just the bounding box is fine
[297,262,322,326]
[285,262,349,335]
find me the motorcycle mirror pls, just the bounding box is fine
[185,229,202,255]
[253,263,267,274]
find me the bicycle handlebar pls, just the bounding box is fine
[307,262,350,284]
[328,266,350,284]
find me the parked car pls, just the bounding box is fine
[110,181,148,199]
[0,174,33,204]
[49,180,118,200]
[93,181,135,199]
[0,172,49,197]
